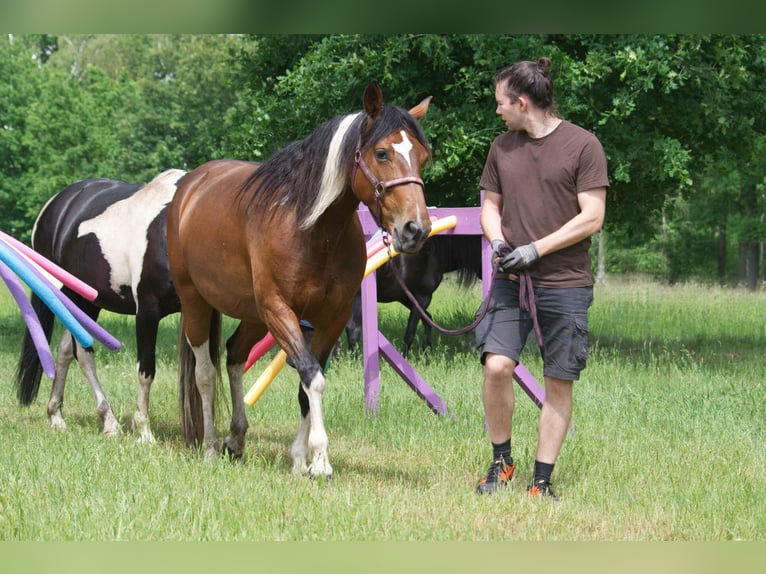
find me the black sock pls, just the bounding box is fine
[491,441,512,465]
[533,460,554,483]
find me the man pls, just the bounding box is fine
[475,57,608,498]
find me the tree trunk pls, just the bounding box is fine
[717,224,727,285]
[739,240,759,291]
[596,229,606,284]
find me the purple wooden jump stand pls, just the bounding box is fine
[357,205,545,416]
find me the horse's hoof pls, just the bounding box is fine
[308,470,333,481]
[102,412,122,437]
[132,412,156,443]
[136,431,156,444]
[203,443,220,462]
[221,443,243,461]
[307,460,333,480]
[50,418,67,432]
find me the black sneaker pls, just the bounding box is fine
[476,459,515,495]
[526,479,559,500]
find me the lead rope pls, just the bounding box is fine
[388,252,543,346]
[386,248,499,337]
[518,270,543,348]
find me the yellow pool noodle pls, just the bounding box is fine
[244,349,287,406]
[363,215,457,277]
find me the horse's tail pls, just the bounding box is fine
[14,293,56,405]
[178,310,223,447]
[454,267,481,290]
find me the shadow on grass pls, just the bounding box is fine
[590,332,763,371]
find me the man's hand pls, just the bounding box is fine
[505,243,540,271]
[491,239,513,272]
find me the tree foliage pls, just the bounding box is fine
[1,34,764,285]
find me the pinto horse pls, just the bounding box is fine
[14,169,185,440]
[166,82,432,477]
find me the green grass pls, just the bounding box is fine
[0,275,764,541]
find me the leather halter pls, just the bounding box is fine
[353,149,425,199]
[351,142,425,229]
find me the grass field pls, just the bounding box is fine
[0,275,764,541]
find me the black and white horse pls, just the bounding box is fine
[14,169,185,440]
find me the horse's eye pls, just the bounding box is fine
[374,149,389,161]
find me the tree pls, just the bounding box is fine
[1,35,45,238]
[4,34,764,286]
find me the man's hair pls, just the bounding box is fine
[494,57,557,115]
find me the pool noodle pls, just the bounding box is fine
[0,260,56,378]
[3,239,63,290]
[0,231,98,301]
[15,247,121,351]
[242,332,277,373]
[0,240,94,348]
[243,350,287,406]
[364,215,458,277]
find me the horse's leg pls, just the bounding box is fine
[223,361,247,458]
[292,385,311,474]
[48,331,74,431]
[186,337,219,460]
[132,308,161,443]
[402,306,420,357]
[134,371,155,443]
[346,292,362,352]
[221,322,264,459]
[405,294,434,356]
[73,339,122,437]
[421,308,434,349]
[269,309,334,478]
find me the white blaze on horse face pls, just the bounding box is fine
[77,169,184,298]
[392,130,414,169]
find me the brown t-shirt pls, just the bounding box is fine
[480,120,609,287]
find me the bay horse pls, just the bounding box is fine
[14,169,185,440]
[346,233,482,356]
[166,81,432,477]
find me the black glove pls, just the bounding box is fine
[504,243,540,271]
[491,239,513,272]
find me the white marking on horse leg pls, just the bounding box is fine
[190,340,219,460]
[74,340,122,437]
[290,415,310,475]
[305,371,332,478]
[223,362,248,458]
[392,130,414,169]
[132,369,155,444]
[48,333,73,431]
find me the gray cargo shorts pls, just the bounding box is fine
[475,278,593,381]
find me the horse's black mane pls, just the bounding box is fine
[238,103,430,225]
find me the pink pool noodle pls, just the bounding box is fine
[243,332,277,373]
[0,231,98,301]
[14,246,121,351]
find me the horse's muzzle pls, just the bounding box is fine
[393,219,430,254]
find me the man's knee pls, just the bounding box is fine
[484,352,517,380]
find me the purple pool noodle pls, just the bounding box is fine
[0,260,56,378]
[0,240,93,348]
[6,242,121,351]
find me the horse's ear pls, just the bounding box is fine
[363,81,383,122]
[409,96,432,120]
